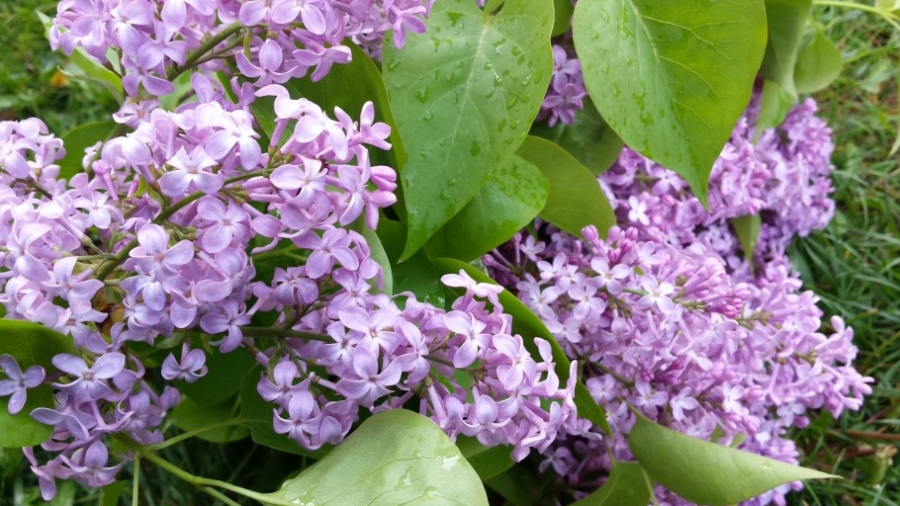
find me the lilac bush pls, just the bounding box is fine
[0,0,874,504]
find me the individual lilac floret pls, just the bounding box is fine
[0,355,46,415]
[161,343,208,383]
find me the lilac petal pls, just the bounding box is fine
[300,5,327,35]
[84,441,109,467]
[452,339,478,369]
[16,253,51,282]
[69,279,104,302]
[194,172,224,194]
[161,0,187,29]
[22,366,45,387]
[239,0,268,25]
[270,164,304,190]
[338,306,371,334]
[259,40,284,71]
[92,353,125,379]
[170,303,197,328]
[336,378,371,400]
[273,361,299,386]
[142,281,167,311]
[29,407,64,425]
[161,354,180,380]
[165,240,195,266]
[183,349,206,371]
[238,137,262,169]
[202,224,232,253]
[0,355,22,378]
[270,0,301,24]
[205,131,236,160]
[294,116,323,143]
[194,279,233,302]
[0,379,17,397]
[51,354,88,376]
[304,250,332,279]
[159,171,191,197]
[137,224,168,255]
[143,74,176,97]
[331,247,360,271]
[200,312,229,334]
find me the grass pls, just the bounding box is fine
[788,4,900,505]
[1,1,899,505]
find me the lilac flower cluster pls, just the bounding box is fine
[487,98,871,505]
[539,44,587,127]
[52,0,432,99]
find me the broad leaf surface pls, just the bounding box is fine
[432,259,611,434]
[552,0,575,36]
[573,0,767,204]
[171,396,249,443]
[56,121,117,181]
[0,319,77,447]
[755,79,795,140]
[794,28,842,94]
[760,0,812,95]
[456,436,514,480]
[178,343,256,405]
[570,460,651,506]
[530,99,624,175]
[262,409,488,506]
[383,0,554,259]
[517,136,616,238]
[628,414,837,505]
[484,466,539,506]
[377,218,446,307]
[99,482,127,506]
[427,155,549,262]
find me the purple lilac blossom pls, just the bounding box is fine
[486,97,872,506]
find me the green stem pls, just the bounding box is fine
[132,453,140,506]
[813,1,900,33]
[130,441,300,506]
[202,487,244,506]
[151,418,251,450]
[168,22,244,81]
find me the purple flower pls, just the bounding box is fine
[161,343,207,383]
[51,353,125,402]
[128,224,194,276]
[0,355,45,415]
[159,147,223,197]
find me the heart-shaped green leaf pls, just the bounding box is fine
[760,0,812,96]
[517,136,616,238]
[572,0,767,204]
[261,409,488,506]
[628,413,837,505]
[794,28,843,94]
[383,0,554,260]
[427,155,549,262]
[171,396,249,443]
[530,99,624,176]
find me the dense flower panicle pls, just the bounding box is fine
[51,0,433,100]
[487,98,871,505]
[539,45,587,127]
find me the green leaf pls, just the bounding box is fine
[351,221,394,295]
[0,319,78,448]
[517,136,616,238]
[99,481,128,506]
[530,99,624,176]
[628,413,837,505]
[875,0,900,12]
[171,396,249,443]
[760,0,812,96]
[36,12,123,103]
[383,0,555,260]
[261,409,488,506]
[484,466,539,506]
[754,80,795,141]
[0,385,54,448]
[552,0,575,37]
[377,219,446,307]
[178,344,256,405]
[456,437,514,481]
[730,214,762,263]
[793,28,842,94]
[572,0,767,204]
[431,259,611,434]
[427,155,549,262]
[56,120,117,180]
[238,367,330,459]
[570,460,651,506]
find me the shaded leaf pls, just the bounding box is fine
[730,214,762,263]
[432,258,611,434]
[377,219,446,307]
[552,0,575,37]
[261,410,488,506]
[171,396,249,443]
[628,413,837,505]
[484,466,539,506]
[99,481,128,506]
[573,0,767,204]
[570,460,651,506]
[760,0,812,96]
[178,343,256,406]
[427,155,549,262]
[383,0,554,259]
[456,436,514,480]
[56,120,117,180]
[517,135,616,238]
[531,99,624,176]
[794,28,842,94]
[754,80,795,141]
[0,319,77,448]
